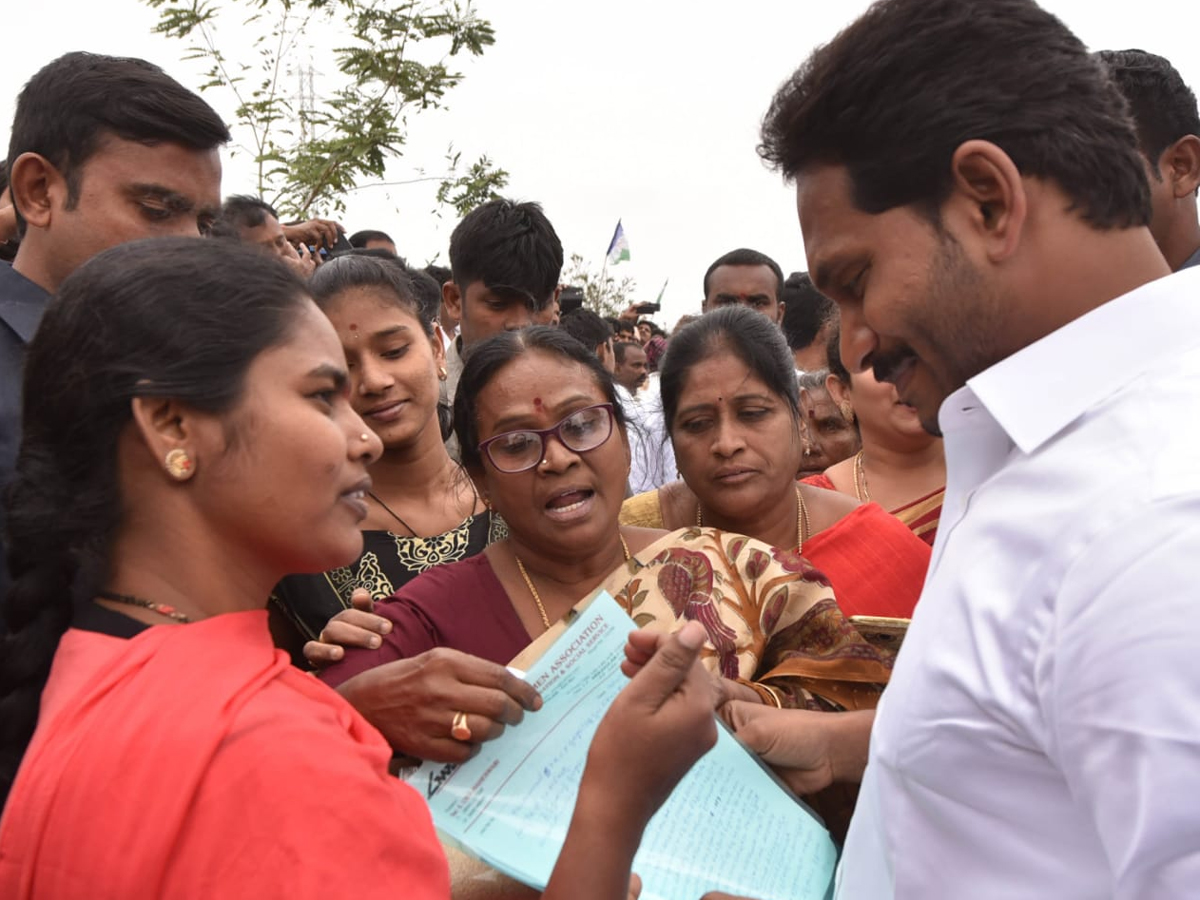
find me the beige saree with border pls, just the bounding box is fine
[512,526,891,711]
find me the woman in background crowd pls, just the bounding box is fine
[270,255,501,661]
[621,307,929,619]
[796,369,861,476]
[805,326,945,546]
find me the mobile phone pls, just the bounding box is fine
[634,302,660,314]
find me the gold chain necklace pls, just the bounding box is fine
[514,535,633,630]
[696,485,810,550]
[853,450,870,502]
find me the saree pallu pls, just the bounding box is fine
[621,488,929,620]
[801,473,943,548]
[514,527,892,712]
[891,486,944,547]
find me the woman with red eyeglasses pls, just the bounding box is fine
[311,327,890,771]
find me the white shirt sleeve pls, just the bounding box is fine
[1042,492,1200,899]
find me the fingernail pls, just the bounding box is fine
[678,621,705,650]
[332,647,343,659]
[368,636,380,648]
[379,621,392,634]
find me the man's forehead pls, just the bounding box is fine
[795,165,866,289]
[79,138,221,210]
[709,264,776,290]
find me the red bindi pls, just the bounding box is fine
[348,323,358,331]
[533,397,543,407]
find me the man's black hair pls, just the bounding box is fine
[613,340,643,365]
[209,195,279,239]
[403,265,443,327]
[702,248,785,299]
[448,198,563,310]
[424,263,452,288]
[6,52,230,236]
[780,272,836,351]
[348,229,395,249]
[559,307,614,355]
[759,0,1150,229]
[1097,49,1200,169]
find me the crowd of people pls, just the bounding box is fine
[1,0,1199,897]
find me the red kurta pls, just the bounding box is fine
[0,610,449,900]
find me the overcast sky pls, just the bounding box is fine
[4,1,1197,326]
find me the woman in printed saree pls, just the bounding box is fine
[314,326,890,755]
[0,239,716,900]
[621,306,930,619]
[803,322,945,547]
[270,255,502,662]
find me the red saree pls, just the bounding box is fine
[799,500,930,619]
[802,473,943,548]
[0,611,448,900]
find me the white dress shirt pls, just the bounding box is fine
[615,378,675,495]
[837,266,1200,899]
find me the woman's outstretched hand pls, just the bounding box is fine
[303,588,393,667]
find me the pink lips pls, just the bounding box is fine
[363,400,407,423]
[340,476,372,521]
[543,487,595,523]
[713,468,756,485]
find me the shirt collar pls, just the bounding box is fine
[0,262,51,344]
[1179,244,1200,271]
[957,267,1200,454]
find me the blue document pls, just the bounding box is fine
[407,592,837,900]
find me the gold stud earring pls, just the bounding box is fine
[164,448,195,481]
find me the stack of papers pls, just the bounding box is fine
[407,592,838,900]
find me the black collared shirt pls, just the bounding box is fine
[0,261,51,602]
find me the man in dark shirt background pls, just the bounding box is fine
[0,52,229,597]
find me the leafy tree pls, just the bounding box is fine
[145,0,509,218]
[561,253,637,319]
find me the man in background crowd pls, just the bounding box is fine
[1,52,229,600]
[348,228,397,255]
[613,340,649,394]
[1099,48,1200,271]
[440,198,563,455]
[781,271,837,373]
[701,248,786,324]
[559,307,616,373]
[211,194,337,277]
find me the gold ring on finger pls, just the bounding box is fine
[450,710,472,742]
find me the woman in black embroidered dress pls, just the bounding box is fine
[271,255,502,660]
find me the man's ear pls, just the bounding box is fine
[947,139,1027,263]
[442,280,463,320]
[129,396,203,479]
[7,152,67,230]
[775,300,786,325]
[1162,134,1200,198]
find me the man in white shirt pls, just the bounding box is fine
[750,0,1200,896]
